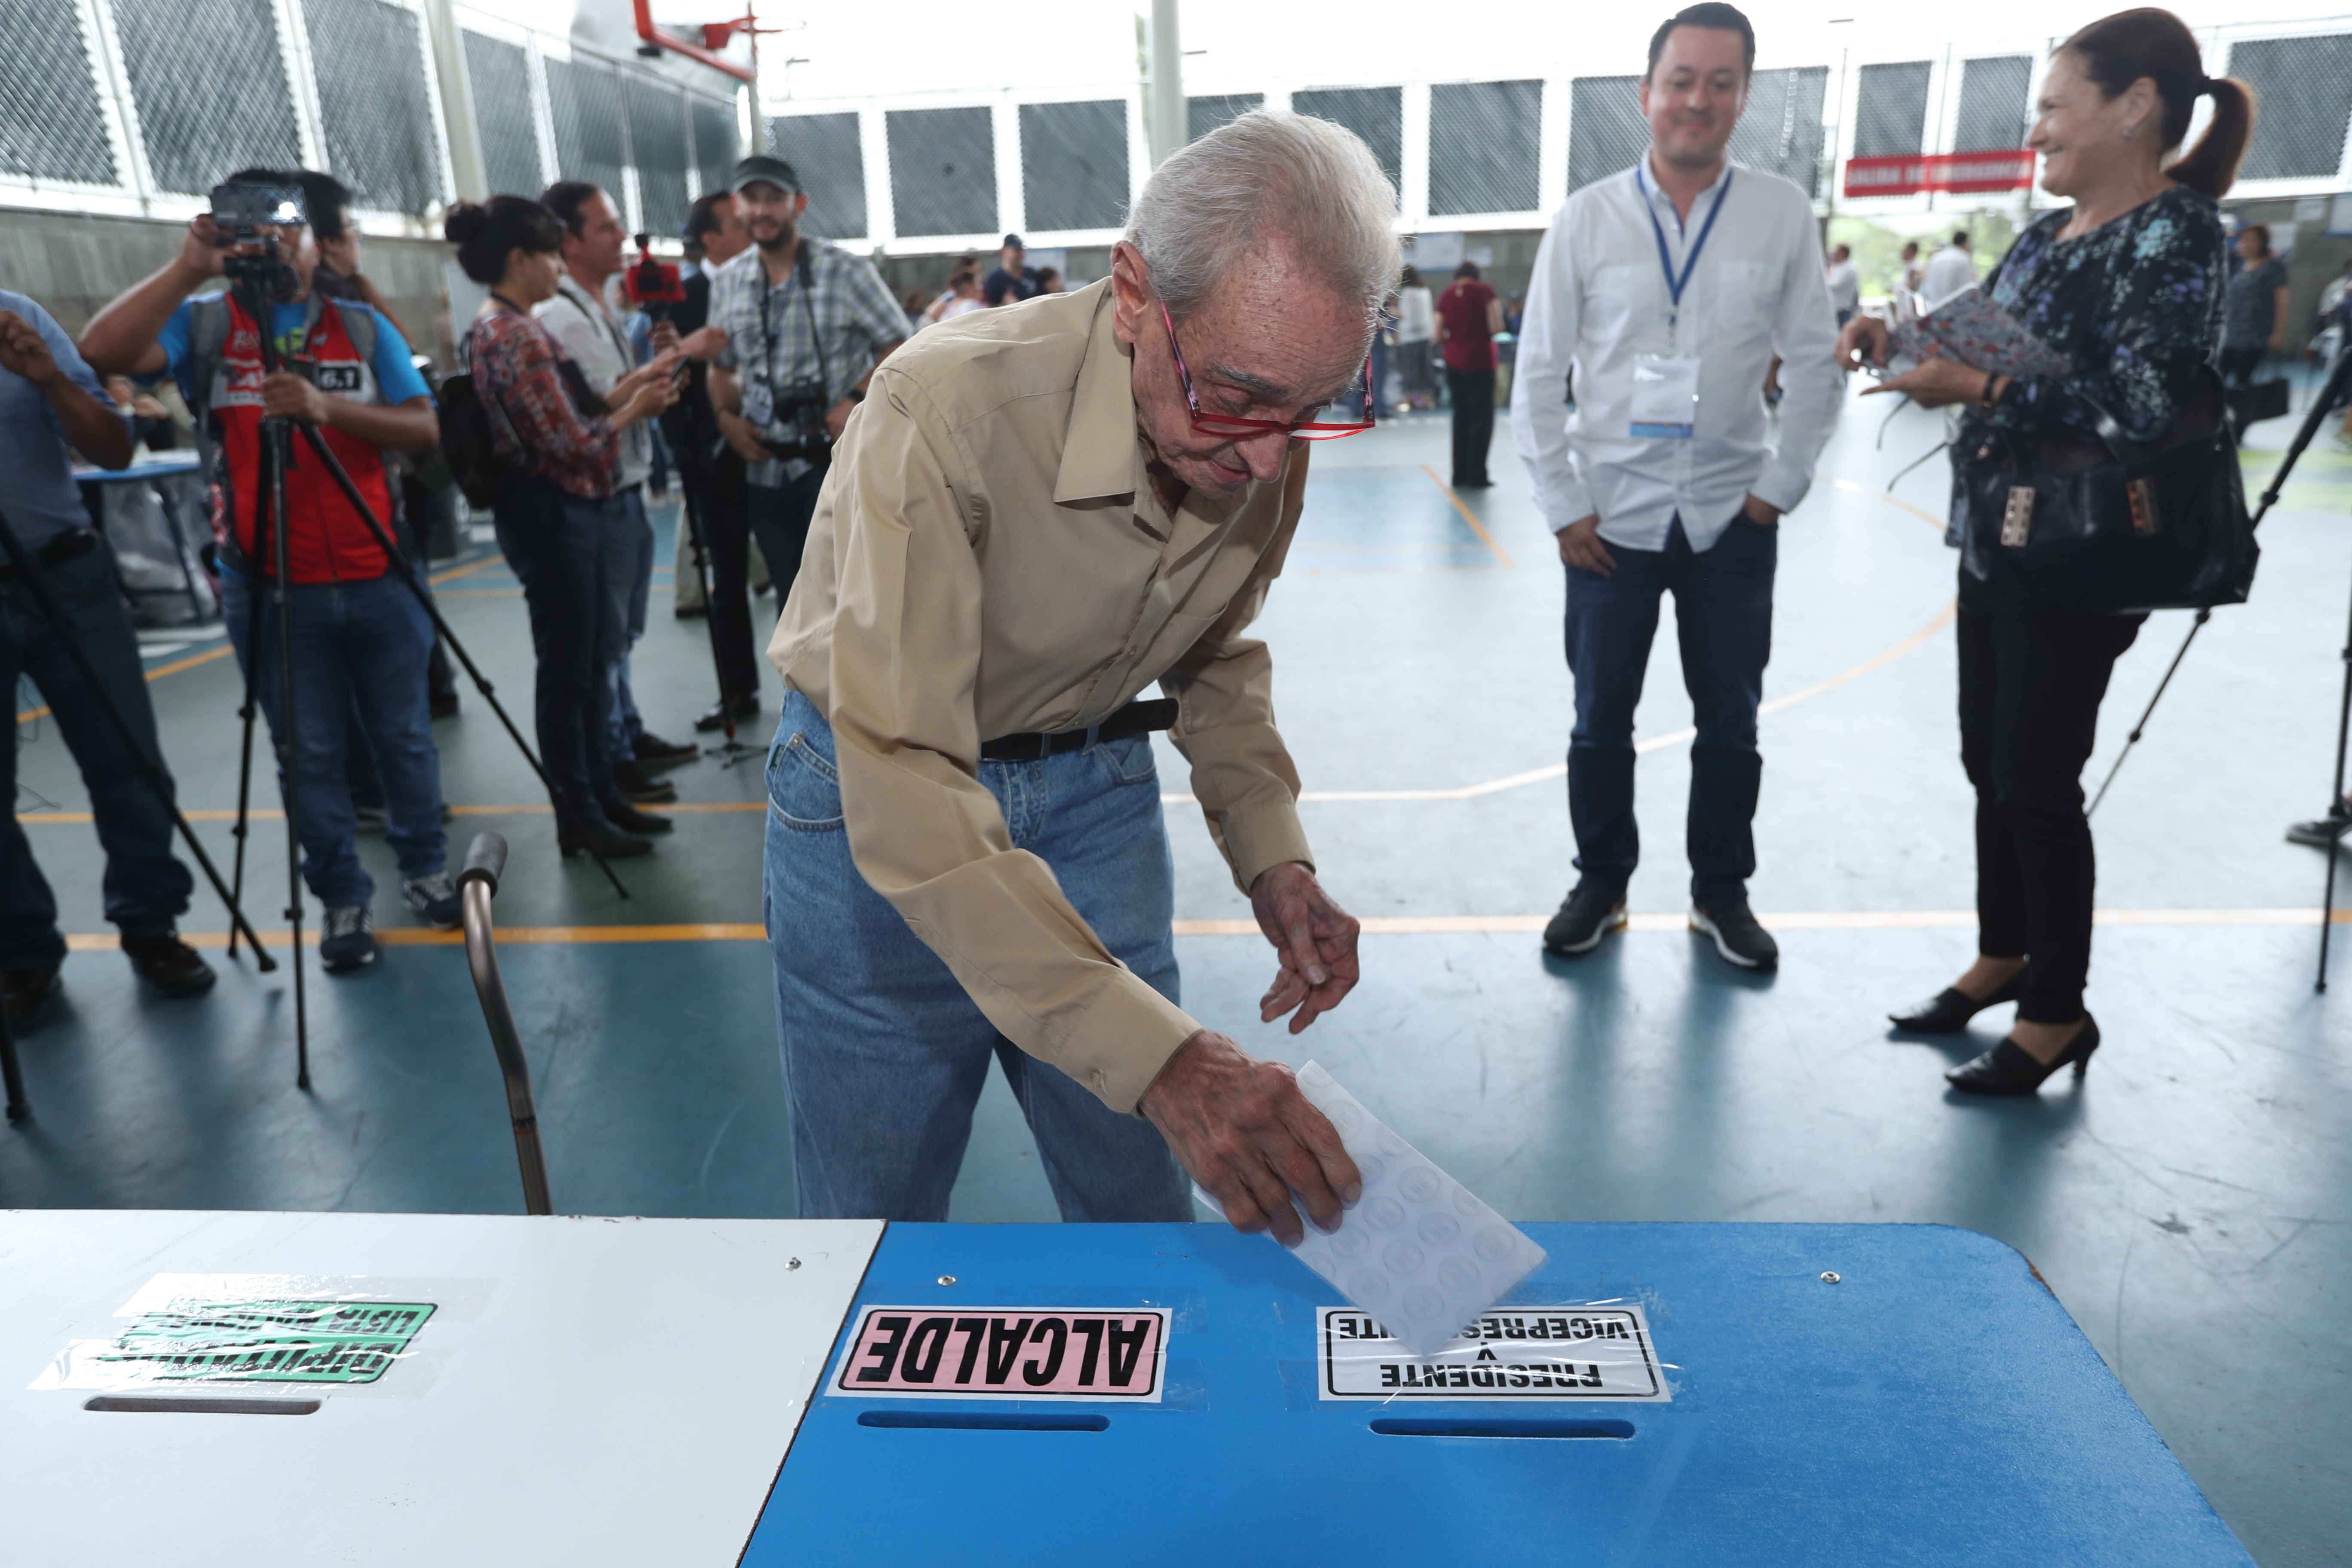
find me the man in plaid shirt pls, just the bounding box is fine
[706,156,909,663]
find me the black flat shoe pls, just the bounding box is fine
[1890,968,2029,1032]
[1946,1016,2100,1096]
[603,802,674,835]
[558,820,654,860]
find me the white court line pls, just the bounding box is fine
[1171,908,2352,937]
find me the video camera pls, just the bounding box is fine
[623,234,688,323]
[208,181,308,298]
[758,378,832,462]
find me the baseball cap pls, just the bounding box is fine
[1002,233,1024,249]
[729,155,802,196]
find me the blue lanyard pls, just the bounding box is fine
[1634,163,1733,329]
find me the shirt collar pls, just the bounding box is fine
[1055,282,1140,504]
[1638,152,1733,233]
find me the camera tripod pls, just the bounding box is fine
[221,272,632,1087]
[0,502,279,1121]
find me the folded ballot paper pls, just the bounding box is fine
[1886,286,2073,381]
[1195,1061,1547,1356]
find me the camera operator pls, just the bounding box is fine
[2,291,216,1031]
[80,168,460,972]
[706,156,909,650]
[537,182,700,804]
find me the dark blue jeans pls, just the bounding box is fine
[221,568,447,907]
[1563,512,1776,906]
[2,545,194,968]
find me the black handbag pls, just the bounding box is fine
[1954,364,2256,613]
[2224,376,2291,428]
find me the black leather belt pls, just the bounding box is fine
[980,698,1178,763]
[0,527,99,581]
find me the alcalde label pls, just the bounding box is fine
[832,1307,1168,1402]
[1318,1305,1669,1400]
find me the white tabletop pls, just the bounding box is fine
[0,1209,883,1565]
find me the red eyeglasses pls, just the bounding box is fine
[1158,301,1374,441]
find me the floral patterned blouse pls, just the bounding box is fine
[1983,184,2228,444]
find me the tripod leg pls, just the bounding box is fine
[226,499,272,962]
[2087,609,2209,818]
[263,427,309,1087]
[2319,564,2352,993]
[294,424,630,898]
[0,996,26,1121]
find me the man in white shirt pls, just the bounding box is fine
[1825,243,1862,326]
[537,181,698,808]
[1511,1,1840,971]
[1922,230,1976,309]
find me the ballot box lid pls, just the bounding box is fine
[1,1209,882,1565]
[754,1220,2252,1566]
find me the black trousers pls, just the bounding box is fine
[1956,576,2144,1023]
[686,450,764,705]
[746,466,829,624]
[491,471,615,828]
[1446,367,1495,486]
[2217,344,2266,387]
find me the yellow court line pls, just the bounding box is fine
[427,554,506,587]
[1420,464,1517,569]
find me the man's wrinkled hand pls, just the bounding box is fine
[1250,861,1360,1034]
[0,311,61,387]
[259,371,329,424]
[1556,514,1613,576]
[1139,1031,1361,1246]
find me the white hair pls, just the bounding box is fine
[1123,110,1400,331]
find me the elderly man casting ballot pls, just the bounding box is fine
[761,112,1391,1241]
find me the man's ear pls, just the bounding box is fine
[1109,242,1148,348]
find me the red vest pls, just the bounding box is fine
[201,293,398,585]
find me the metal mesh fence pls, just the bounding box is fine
[0,0,115,183]
[692,96,738,199]
[464,31,542,197]
[771,112,865,239]
[1728,67,1828,196]
[1954,55,2033,153]
[887,106,994,238]
[546,55,625,202]
[1020,100,1126,232]
[1854,60,1932,159]
[2227,34,2352,181]
[1187,95,1262,142]
[625,79,690,236]
[304,0,443,216]
[1293,86,1403,186]
[112,0,303,196]
[1568,75,1647,192]
[1428,80,1541,215]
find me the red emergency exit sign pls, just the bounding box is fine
[1844,150,2037,197]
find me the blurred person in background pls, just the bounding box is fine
[1845,8,2244,1093]
[1035,266,1065,295]
[2217,222,2286,388]
[1826,242,1861,327]
[446,196,679,861]
[1923,230,1976,307]
[1394,264,1435,409]
[1432,258,1502,487]
[924,257,987,325]
[102,373,179,453]
[1899,239,1926,297]
[538,181,702,802]
[984,234,1038,306]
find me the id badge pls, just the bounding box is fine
[740,379,775,429]
[1629,355,1700,440]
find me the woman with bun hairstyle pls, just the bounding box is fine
[445,196,680,860]
[1839,9,2250,1095]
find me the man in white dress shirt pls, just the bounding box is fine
[1511,1,1840,971]
[1922,231,1977,309]
[1825,243,1862,326]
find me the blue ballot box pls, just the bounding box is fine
[751,1221,2251,1566]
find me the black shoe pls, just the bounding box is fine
[1542,884,1626,957]
[559,819,655,859]
[429,689,460,720]
[2286,810,2351,848]
[611,760,679,803]
[631,731,700,767]
[695,695,762,733]
[3,962,62,1033]
[1890,968,2029,1033]
[674,602,708,619]
[1690,900,1779,971]
[1454,475,1493,489]
[318,906,377,972]
[1946,1017,2101,1096]
[122,933,217,997]
[604,801,674,835]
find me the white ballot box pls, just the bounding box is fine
[0,1209,882,1565]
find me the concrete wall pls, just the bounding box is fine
[0,206,458,370]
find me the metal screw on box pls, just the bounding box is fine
[1821,1271,1842,1284]
[937,1275,957,1286]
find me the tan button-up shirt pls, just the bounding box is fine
[768,279,1314,1115]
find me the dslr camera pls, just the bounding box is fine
[759,378,832,462]
[208,181,308,298]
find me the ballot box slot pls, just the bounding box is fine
[856,1409,1109,1433]
[83,1395,321,1416]
[1369,1417,1634,1440]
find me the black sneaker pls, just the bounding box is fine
[319,906,377,972]
[3,962,62,1034]
[1543,884,1627,957]
[631,731,700,767]
[2286,812,2350,848]
[401,873,464,931]
[121,933,217,997]
[612,760,679,803]
[1690,900,1779,971]
[694,695,763,733]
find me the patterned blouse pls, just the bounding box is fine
[462,308,619,500]
[1984,184,2228,444]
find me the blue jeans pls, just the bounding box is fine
[2,544,194,968]
[596,489,652,760]
[1564,512,1776,906]
[221,569,447,907]
[763,688,1192,1223]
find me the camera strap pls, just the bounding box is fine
[754,239,831,404]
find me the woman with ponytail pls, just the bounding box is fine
[1840,9,2248,1097]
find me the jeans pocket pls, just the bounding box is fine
[1100,734,1159,787]
[766,732,845,831]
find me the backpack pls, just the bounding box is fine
[435,367,508,510]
